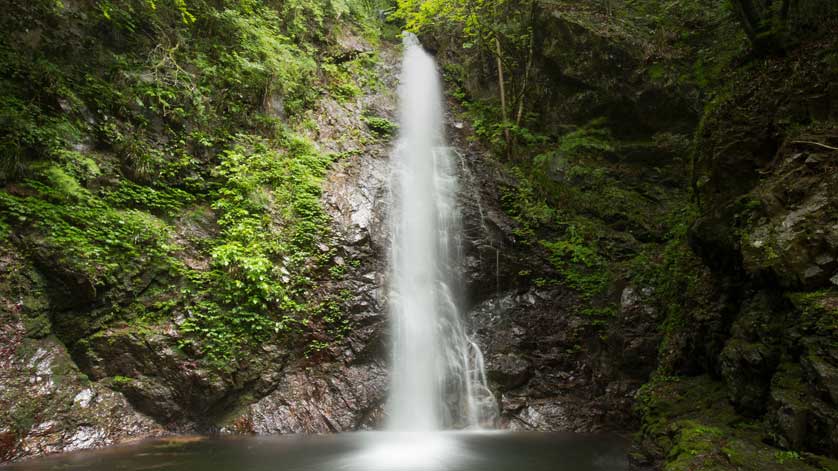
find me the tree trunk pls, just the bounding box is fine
[779,0,791,22]
[515,32,534,127]
[730,0,761,43]
[730,0,793,53]
[494,36,511,159]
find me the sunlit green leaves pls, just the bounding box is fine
[175,132,334,365]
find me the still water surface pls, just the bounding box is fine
[5,432,628,471]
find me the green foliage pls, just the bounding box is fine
[0,0,388,370]
[495,117,674,304]
[177,132,335,365]
[457,96,546,157]
[0,166,174,286]
[0,92,83,183]
[532,120,613,175]
[103,180,195,216]
[272,0,360,43]
[395,0,539,157]
[395,0,536,67]
[727,0,838,52]
[774,450,800,464]
[499,166,554,241]
[541,226,609,299]
[558,121,614,154]
[500,169,611,302]
[322,61,362,102]
[111,375,135,385]
[362,114,398,136]
[579,306,617,330]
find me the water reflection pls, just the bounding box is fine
[337,432,472,470]
[4,432,628,471]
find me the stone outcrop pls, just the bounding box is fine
[0,249,163,461]
[631,35,838,468]
[686,43,838,458]
[230,363,387,434]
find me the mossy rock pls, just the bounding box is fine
[719,338,780,416]
[636,375,833,470]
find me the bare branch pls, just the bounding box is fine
[791,140,838,151]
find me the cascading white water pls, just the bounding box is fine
[387,33,497,432]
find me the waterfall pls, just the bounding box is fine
[386,33,497,432]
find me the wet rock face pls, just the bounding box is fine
[695,145,838,292]
[232,363,387,434]
[612,287,663,378]
[221,44,398,435]
[771,359,838,460]
[464,284,658,432]
[452,139,529,306]
[0,248,164,463]
[488,352,532,389]
[444,121,601,431]
[444,114,663,433]
[739,169,838,289]
[692,46,838,291]
[70,324,293,429]
[0,302,163,461]
[468,289,605,432]
[720,339,780,416]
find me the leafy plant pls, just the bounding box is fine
[541,225,609,299]
[362,114,398,136]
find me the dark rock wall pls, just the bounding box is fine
[679,40,838,459]
[445,108,664,432]
[415,5,695,434]
[419,2,838,468]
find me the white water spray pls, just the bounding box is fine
[387,33,497,432]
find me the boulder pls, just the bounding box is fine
[720,338,780,416]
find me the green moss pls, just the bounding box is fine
[22,311,52,338]
[322,61,363,102]
[0,178,176,286]
[9,401,37,434]
[499,166,554,242]
[102,180,195,216]
[624,203,713,374]
[775,450,801,464]
[787,289,838,337]
[556,119,614,156]
[111,375,134,386]
[665,420,725,470]
[648,63,666,81]
[635,374,828,471]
